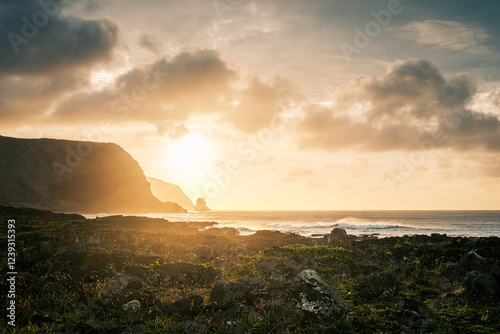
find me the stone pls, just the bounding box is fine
[126,279,143,290]
[210,281,236,309]
[126,289,159,308]
[256,258,304,284]
[462,270,496,300]
[290,254,317,269]
[440,263,464,282]
[289,269,349,321]
[357,271,399,296]
[267,300,305,325]
[193,244,214,260]
[460,251,488,272]
[165,295,204,316]
[122,300,141,311]
[63,321,96,334]
[159,262,220,287]
[184,322,208,334]
[121,325,148,334]
[328,228,352,249]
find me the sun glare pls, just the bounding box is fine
[166,132,215,179]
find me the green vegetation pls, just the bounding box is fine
[1,212,499,333]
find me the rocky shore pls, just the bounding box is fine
[1,206,499,333]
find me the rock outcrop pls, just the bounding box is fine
[147,177,194,211]
[194,198,211,211]
[0,136,185,213]
[289,269,349,321]
[328,227,352,248]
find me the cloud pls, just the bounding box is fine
[0,0,119,74]
[0,73,89,125]
[394,20,492,53]
[489,89,500,108]
[138,31,162,54]
[298,58,500,152]
[48,49,300,133]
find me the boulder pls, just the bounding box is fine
[126,279,143,290]
[165,295,204,316]
[460,251,488,272]
[193,244,214,260]
[126,289,159,308]
[158,262,220,287]
[440,263,464,282]
[256,258,304,284]
[184,322,208,334]
[357,271,399,296]
[290,254,317,269]
[462,270,496,300]
[122,300,141,311]
[63,321,97,334]
[289,269,349,321]
[210,281,236,309]
[328,228,352,249]
[266,300,305,325]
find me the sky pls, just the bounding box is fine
[1,0,500,210]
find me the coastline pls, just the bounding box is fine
[90,210,500,238]
[1,206,499,333]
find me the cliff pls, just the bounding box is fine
[0,136,186,213]
[147,177,195,211]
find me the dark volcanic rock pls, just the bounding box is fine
[357,271,399,296]
[256,258,304,284]
[328,228,352,249]
[0,205,85,221]
[290,254,317,269]
[126,279,143,290]
[460,251,489,272]
[184,322,208,334]
[0,135,185,213]
[193,244,214,260]
[441,263,464,282]
[158,262,220,287]
[289,269,349,321]
[63,321,97,334]
[210,281,236,309]
[462,271,497,300]
[165,295,204,316]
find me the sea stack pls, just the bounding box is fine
[194,198,211,211]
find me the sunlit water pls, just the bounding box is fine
[88,210,500,238]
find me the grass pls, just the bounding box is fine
[2,214,499,333]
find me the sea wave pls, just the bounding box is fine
[267,217,405,231]
[267,222,338,229]
[335,223,401,229]
[334,217,403,229]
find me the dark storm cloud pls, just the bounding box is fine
[0,0,119,74]
[299,59,500,152]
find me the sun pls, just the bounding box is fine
[166,132,215,179]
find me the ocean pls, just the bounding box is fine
[141,210,500,238]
